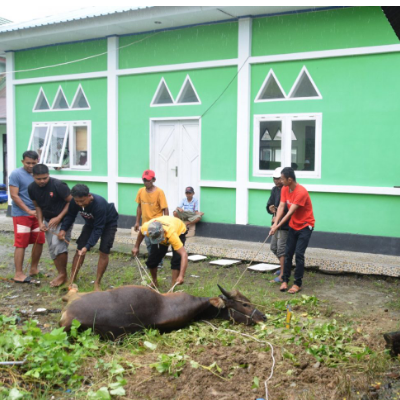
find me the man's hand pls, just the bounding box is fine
[272,216,276,224]
[27,209,37,217]
[177,207,184,213]
[269,205,276,214]
[270,224,278,236]
[58,230,66,241]
[39,223,48,232]
[48,216,61,230]
[132,247,139,257]
[78,247,87,257]
[134,223,140,232]
[175,275,184,285]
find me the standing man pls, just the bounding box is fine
[266,167,289,283]
[270,167,315,294]
[9,151,45,283]
[28,164,72,287]
[134,170,169,265]
[58,184,118,291]
[132,216,188,287]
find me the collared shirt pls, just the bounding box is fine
[178,196,199,212]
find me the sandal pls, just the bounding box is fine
[288,285,302,294]
[280,282,288,292]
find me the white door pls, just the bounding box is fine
[152,120,200,212]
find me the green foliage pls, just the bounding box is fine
[150,352,189,377]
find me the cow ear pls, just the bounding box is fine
[210,297,226,308]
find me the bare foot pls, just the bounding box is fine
[50,274,67,287]
[94,283,102,292]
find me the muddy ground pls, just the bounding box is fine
[1,231,400,400]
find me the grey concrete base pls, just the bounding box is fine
[1,213,400,278]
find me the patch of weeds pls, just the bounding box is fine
[150,352,188,377]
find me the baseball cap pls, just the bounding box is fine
[147,221,165,244]
[142,170,155,180]
[272,167,283,178]
[185,186,194,193]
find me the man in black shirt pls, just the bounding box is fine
[266,167,290,283]
[28,164,72,287]
[58,184,118,291]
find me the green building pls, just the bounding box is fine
[0,6,399,254]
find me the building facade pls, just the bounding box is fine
[1,6,399,254]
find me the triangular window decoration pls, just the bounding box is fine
[71,85,90,109]
[33,88,50,111]
[176,76,200,104]
[261,129,272,141]
[151,78,174,106]
[52,87,69,110]
[274,129,282,140]
[288,67,322,99]
[255,70,286,101]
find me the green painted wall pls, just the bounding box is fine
[14,40,107,80]
[248,189,272,227]
[252,7,399,56]
[200,187,236,224]
[119,22,238,69]
[63,181,108,200]
[15,78,108,176]
[118,67,237,181]
[250,52,400,188]
[118,183,143,216]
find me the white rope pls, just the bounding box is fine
[167,282,179,293]
[202,320,275,400]
[2,32,160,76]
[134,256,160,294]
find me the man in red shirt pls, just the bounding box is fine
[270,167,315,294]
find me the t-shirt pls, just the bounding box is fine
[61,194,119,250]
[141,216,187,251]
[28,178,71,222]
[280,184,315,231]
[178,196,199,212]
[135,187,168,223]
[9,167,35,217]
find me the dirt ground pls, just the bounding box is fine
[1,231,400,400]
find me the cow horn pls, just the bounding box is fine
[217,284,232,299]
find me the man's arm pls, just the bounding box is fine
[163,207,169,216]
[58,201,78,241]
[132,230,145,256]
[266,187,276,215]
[32,200,46,231]
[134,204,142,232]
[175,246,188,285]
[270,203,299,235]
[10,186,36,216]
[48,194,72,230]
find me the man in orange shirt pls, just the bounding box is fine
[270,167,315,294]
[132,216,188,287]
[134,170,169,267]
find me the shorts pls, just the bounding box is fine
[175,209,202,223]
[44,221,72,260]
[146,234,186,270]
[13,216,45,248]
[270,229,289,259]
[76,223,117,254]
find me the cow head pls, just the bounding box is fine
[210,285,267,325]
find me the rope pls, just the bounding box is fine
[167,282,179,293]
[202,320,275,400]
[49,230,70,245]
[69,253,81,286]
[134,256,160,293]
[232,232,272,289]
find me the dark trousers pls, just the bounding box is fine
[283,226,313,287]
[146,234,186,270]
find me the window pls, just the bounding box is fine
[176,75,201,105]
[255,69,286,102]
[52,87,69,110]
[71,85,90,109]
[288,67,322,100]
[33,88,51,111]
[151,78,174,106]
[253,113,322,178]
[28,121,91,170]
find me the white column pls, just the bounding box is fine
[107,36,119,208]
[6,52,15,203]
[236,18,252,224]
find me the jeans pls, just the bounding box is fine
[283,226,313,287]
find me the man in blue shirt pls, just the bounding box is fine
[173,186,204,229]
[9,151,45,283]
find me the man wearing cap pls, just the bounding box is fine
[173,186,204,228]
[134,170,169,266]
[132,216,188,287]
[266,167,290,283]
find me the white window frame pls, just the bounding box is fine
[70,84,91,110]
[51,86,70,110]
[287,66,322,101]
[27,120,91,171]
[254,69,287,103]
[175,75,201,105]
[32,88,51,112]
[253,113,322,179]
[150,77,175,107]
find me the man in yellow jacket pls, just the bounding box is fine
[132,216,188,287]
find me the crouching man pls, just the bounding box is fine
[132,216,188,287]
[58,184,118,291]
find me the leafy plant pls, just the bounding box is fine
[150,353,188,377]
